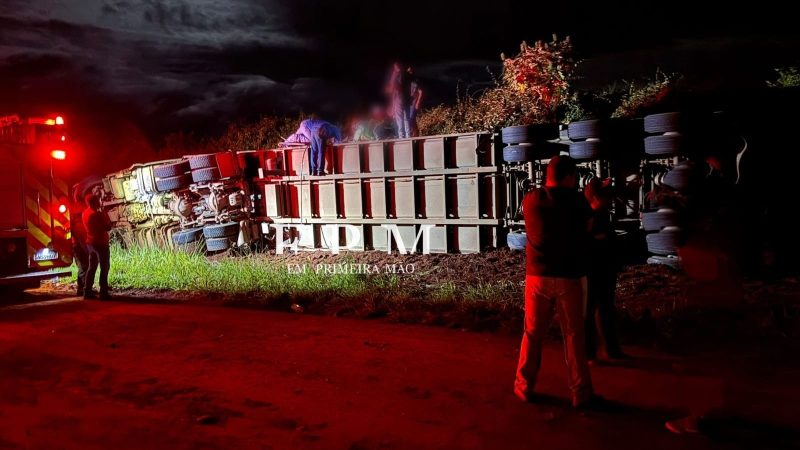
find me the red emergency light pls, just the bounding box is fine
[51,149,67,160]
[42,116,65,126]
[58,204,67,214]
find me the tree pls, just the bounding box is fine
[417,35,575,134]
[767,67,800,88]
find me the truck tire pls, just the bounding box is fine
[155,174,191,192]
[569,140,602,160]
[507,230,527,250]
[188,154,218,170]
[206,237,233,252]
[662,163,696,193]
[203,222,240,239]
[644,134,683,156]
[154,161,190,178]
[503,144,534,163]
[647,255,681,270]
[558,126,570,141]
[501,124,559,144]
[172,228,203,245]
[646,229,683,255]
[642,209,680,232]
[567,120,602,140]
[644,112,682,134]
[191,167,221,183]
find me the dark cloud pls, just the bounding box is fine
[1,0,799,148]
[0,0,321,136]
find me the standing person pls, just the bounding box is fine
[385,62,413,139]
[515,155,600,408]
[583,179,627,362]
[70,185,89,297]
[665,145,746,435]
[293,118,342,176]
[406,66,423,137]
[82,194,112,300]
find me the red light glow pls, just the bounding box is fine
[58,204,67,214]
[51,150,67,160]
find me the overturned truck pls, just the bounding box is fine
[99,112,734,264]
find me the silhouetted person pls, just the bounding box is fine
[71,185,89,297]
[351,106,395,141]
[667,121,749,435]
[82,194,112,300]
[583,179,627,361]
[515,155,600,408]
[679,146,745,307]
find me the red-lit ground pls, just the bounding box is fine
[1,293,798,450]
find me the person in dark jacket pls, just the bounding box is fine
[515,155,601,409]
[583,179,627,361]
[70,185,89,296]
[82,194,112,299]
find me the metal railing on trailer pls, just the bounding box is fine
[255,132,506,253]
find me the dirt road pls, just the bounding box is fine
[0,295,796,449]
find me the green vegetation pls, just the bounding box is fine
[559,70,679,123]
[71,244,369,297]
[159,114,302,158]
[66,245,521,315]
[767,66,800,88]
[611,71,679,118]
[418,36,575,135]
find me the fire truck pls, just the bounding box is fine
[0,114,74,289]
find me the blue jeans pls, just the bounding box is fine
[73,243,89,293]
[408,106,418,137]
[310,135,324,174]
[394,107,410,139]
[85,243,110,295]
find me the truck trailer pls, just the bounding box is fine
[97,113,705,265]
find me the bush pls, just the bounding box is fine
[418,35,575,134]
[611,71,678,118]
[160,114,303,156]
[767,66,800,88]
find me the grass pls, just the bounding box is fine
[68,244,373,297]
[60,246,795,341]
[65,245,523,300]
[67,244,519,302]
[60,244,524,330]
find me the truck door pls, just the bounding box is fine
[0,146,28,277]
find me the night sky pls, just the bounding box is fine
[2,0,799,146]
